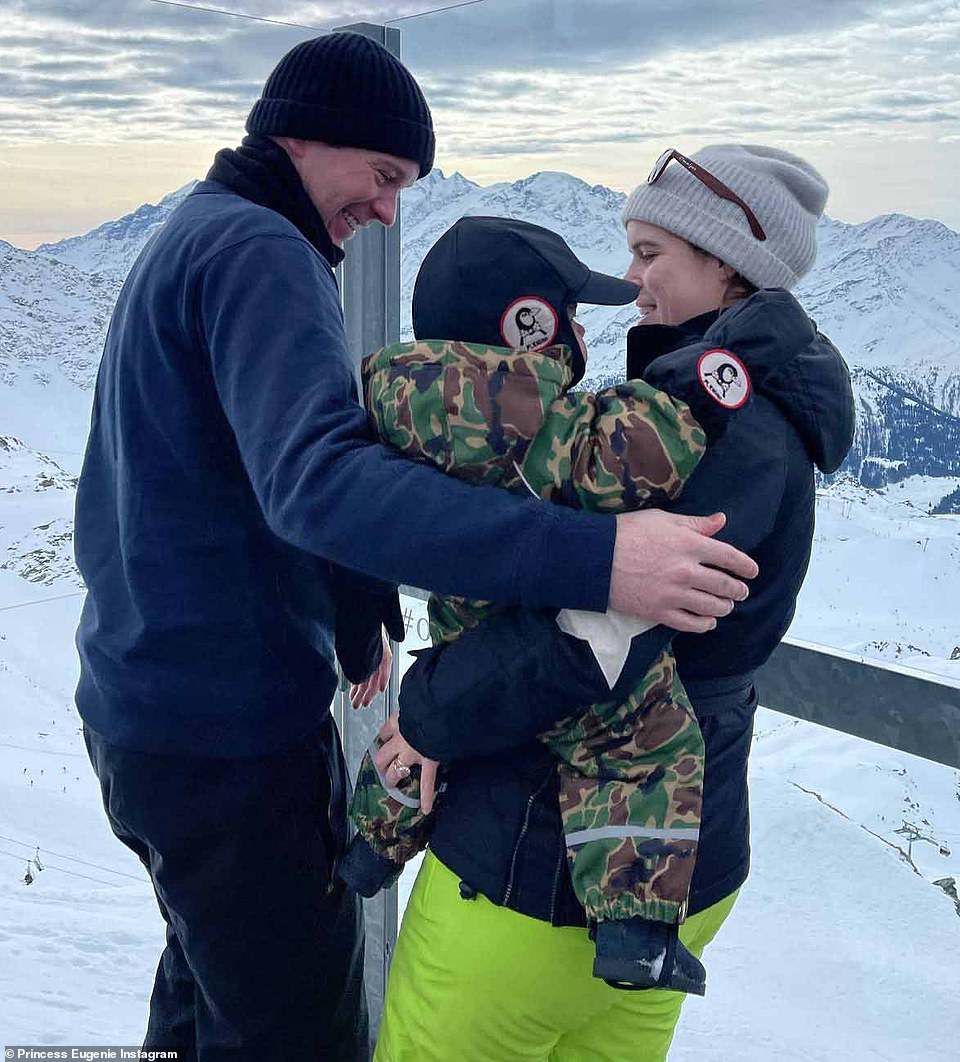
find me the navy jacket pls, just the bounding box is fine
[74,181,615,758]
[399,291,855,921]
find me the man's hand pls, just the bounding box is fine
[609,510,758,632]
[350,630,393,709]
[374,711,440,814]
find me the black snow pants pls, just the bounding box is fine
[84,714,368,1062]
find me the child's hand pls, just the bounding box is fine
[375,711,440,814]
[350,630,393,709]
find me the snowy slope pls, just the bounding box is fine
[0,590,156,1047]
[2,590,958,1057]
[672,710,960,1062]
[0,436,80,589]
[793,474,960,678]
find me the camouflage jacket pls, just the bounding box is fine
[361,338,739,642]
[362,339,714,509]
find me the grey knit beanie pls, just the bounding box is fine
[621,144,828,289]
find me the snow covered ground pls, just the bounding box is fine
[792,474,960,681]
[672,714,960,1062]
[2,572,958,1057]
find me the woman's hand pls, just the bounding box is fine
[374,711,440,814]
[349,629,393,709]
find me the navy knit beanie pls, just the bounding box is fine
[247,32,435,177]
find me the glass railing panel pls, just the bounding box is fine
[398,0,960,685]
[392,4,960,1056]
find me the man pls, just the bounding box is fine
[74,32,756,1062]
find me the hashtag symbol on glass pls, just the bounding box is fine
[402,607,415,635]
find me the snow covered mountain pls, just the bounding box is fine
[35,183,197,280]
[0,436,79,589]
[0,241,116,450]
[12,168,960,489]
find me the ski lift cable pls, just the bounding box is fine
[0,741,86,758]
[0,833,145,882]
[386,1,487,23]
[148,0,327,31]
[147,0,488,32]
[0,591,85,613]
[0,847,122,887]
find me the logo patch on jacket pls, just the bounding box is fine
[500,297,558,352]
[697,349,751,409]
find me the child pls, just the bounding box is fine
[339,216,755,993]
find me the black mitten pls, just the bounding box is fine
[330,564,405,683]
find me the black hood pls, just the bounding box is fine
[628,290,854,474]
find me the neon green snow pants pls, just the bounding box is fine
[375,850,738,1062]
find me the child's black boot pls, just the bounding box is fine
[592,916,706,996]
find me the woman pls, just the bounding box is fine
[373,144,855,1061]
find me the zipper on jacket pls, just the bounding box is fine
[502,771,553,908]
[319,727,346,896]
[548,841,565,925]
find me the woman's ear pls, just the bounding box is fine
[719,262,751,308]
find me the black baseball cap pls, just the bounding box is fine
[412,216,639,383]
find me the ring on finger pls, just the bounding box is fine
[393,756,412,780]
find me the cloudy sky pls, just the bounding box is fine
[1,0,959,247]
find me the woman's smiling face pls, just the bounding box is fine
[624,220,734,326]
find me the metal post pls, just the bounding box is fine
[332,19,402,1041]
[336,22,402,371]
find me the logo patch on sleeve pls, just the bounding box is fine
[697,348,751,409]
[500,296,559,352]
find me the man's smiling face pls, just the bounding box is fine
[281,139,420,247]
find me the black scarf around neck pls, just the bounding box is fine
[206,135,344,269]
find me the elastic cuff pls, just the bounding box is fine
[590,897,683,924]
[337,835,403,898]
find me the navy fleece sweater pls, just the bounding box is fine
[74,183,613,757]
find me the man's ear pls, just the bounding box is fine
[271,135,308,162]
[281,137,309,160]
